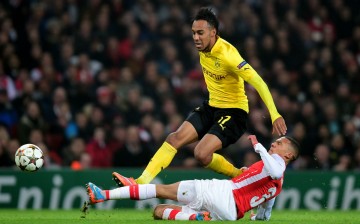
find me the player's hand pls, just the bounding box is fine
[248,135,258,146]
[240,166,248,172]
[240,166,248,173]
[272,117,287,136]
[250,210,256,221]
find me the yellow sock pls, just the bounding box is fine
[205,153,242,178]
[136,142,177,184]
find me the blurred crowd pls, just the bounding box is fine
[0,0,359,172]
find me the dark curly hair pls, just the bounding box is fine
[193,7,219,35]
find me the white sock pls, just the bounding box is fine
[162,208,195,220]
[107,184,156,200]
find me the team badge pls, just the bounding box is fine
[215,57,220,68]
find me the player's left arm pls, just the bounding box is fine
[250,197,276,221]
[225,47,286,135]
[245,68,286,136]
[229,54,287,136]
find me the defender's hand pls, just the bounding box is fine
[250,210,256,221]
[240,166,248,172]
[248,135,258,146]
[272,117,287,136]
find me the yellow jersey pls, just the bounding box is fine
[199,37,281,123]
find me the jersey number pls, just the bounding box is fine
[218,116,231,130]
[250,187,277,207]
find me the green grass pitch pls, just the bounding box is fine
[0,209,359,223]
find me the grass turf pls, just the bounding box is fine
[0,209,359,223]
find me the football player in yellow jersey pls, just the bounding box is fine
[112,7,287,186]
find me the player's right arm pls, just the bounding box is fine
[248,135,285,179]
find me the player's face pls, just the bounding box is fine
[192,20,216,52]
[268,137,294,159]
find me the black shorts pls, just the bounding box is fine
[185,101,248,148]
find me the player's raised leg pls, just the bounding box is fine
[195,134,243,177]
[113,121,198,186]
[135,141,178,184]
[112,142,178,187]
[111,141,177,186]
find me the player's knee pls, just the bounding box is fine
[166,132,183,148]
[153,205,166,220]
[194,150,212,166]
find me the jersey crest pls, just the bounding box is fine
[215,57,220,68]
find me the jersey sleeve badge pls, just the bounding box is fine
[237,60,248,69]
